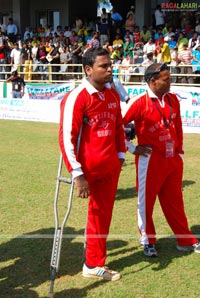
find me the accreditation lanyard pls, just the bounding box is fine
[153,95,172,129]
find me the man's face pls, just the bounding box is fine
[152,69,171,95]
[86,55,112,87]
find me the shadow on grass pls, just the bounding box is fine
[182,179,196,188]
[0,227,128,298]
[1,225,199,298]
[108,235,200,274]
[116,186,137,200]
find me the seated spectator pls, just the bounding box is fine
[143,37,156,60]
[112,55,121,78]
[191,44,200,72]
[168,34,177,52]
[154,27,163,42]
[188,31,200,50]
[163,26,175,40]
[140,25,152,44]
[102,40,113,55]
[178,43,193,84]
[133,26,141,43]
[112,33,123,48]
[177,32,189,53]
[133,41,144,64]
[88,31,100,49]
[123,36,134,58]
[141,51,154,67]
[110,45,122,63]
[121,53,132,82]
[123,30,133,42]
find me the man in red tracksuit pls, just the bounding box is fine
[59,47,126,280]
[123,63,200,257]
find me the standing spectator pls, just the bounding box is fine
[10,42,21,72]
[6,70,25,98]
[98,18,110,47]
[126,5,135,19]
[59,47,126,281]
[154,5,165,29]
[20,41,33,80]
[100,8,109,24]
[47,43,60,81]
[0,19,7,34]
[178,43,193,84]
[0,30,6,79]
[70,40,83,79]
[125,14,135,33]
[7,17,18,42]
[123,63,200,257]
[157,39,171,63]
[111,7,123,32]
[170,46,180,83]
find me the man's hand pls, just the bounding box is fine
[134,145,152,157]
[119,158,125,167]
[74,174,90,198]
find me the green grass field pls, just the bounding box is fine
[0,119,200,298]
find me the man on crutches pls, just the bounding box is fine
[59,47,126,281]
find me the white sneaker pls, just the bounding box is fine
[176,242,200,253]
[144,244,158,257]
[82,264,121,281]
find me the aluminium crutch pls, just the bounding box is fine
[48,128,82,298]
[48,153,74,298]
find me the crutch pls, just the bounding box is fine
[48,129,82,298]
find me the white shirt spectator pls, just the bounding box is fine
[154,5,165,27]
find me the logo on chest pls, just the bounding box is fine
[108,102,117,109]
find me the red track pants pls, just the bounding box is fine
[85,164,121,267]
[136,151,197,246]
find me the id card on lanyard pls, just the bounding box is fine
[154,95,174,158]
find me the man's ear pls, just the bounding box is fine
[85,65,92,76]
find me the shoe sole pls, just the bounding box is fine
[82,272,121,281]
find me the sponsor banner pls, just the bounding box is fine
[25,82,75,100]
[0,84,200,133]
[3,81,75,99]
[124,85,200,134]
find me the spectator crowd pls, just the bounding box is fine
[0,6,200,83]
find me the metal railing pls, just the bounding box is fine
[0,63,199,86]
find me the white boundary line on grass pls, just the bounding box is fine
[0,234,200,239]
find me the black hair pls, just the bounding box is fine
[144,63,169,83]
[82,47,110,69]
[12,70,18,76]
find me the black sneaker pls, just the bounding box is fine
[144,244,158,257]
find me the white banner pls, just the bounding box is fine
[0,84,200,133]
